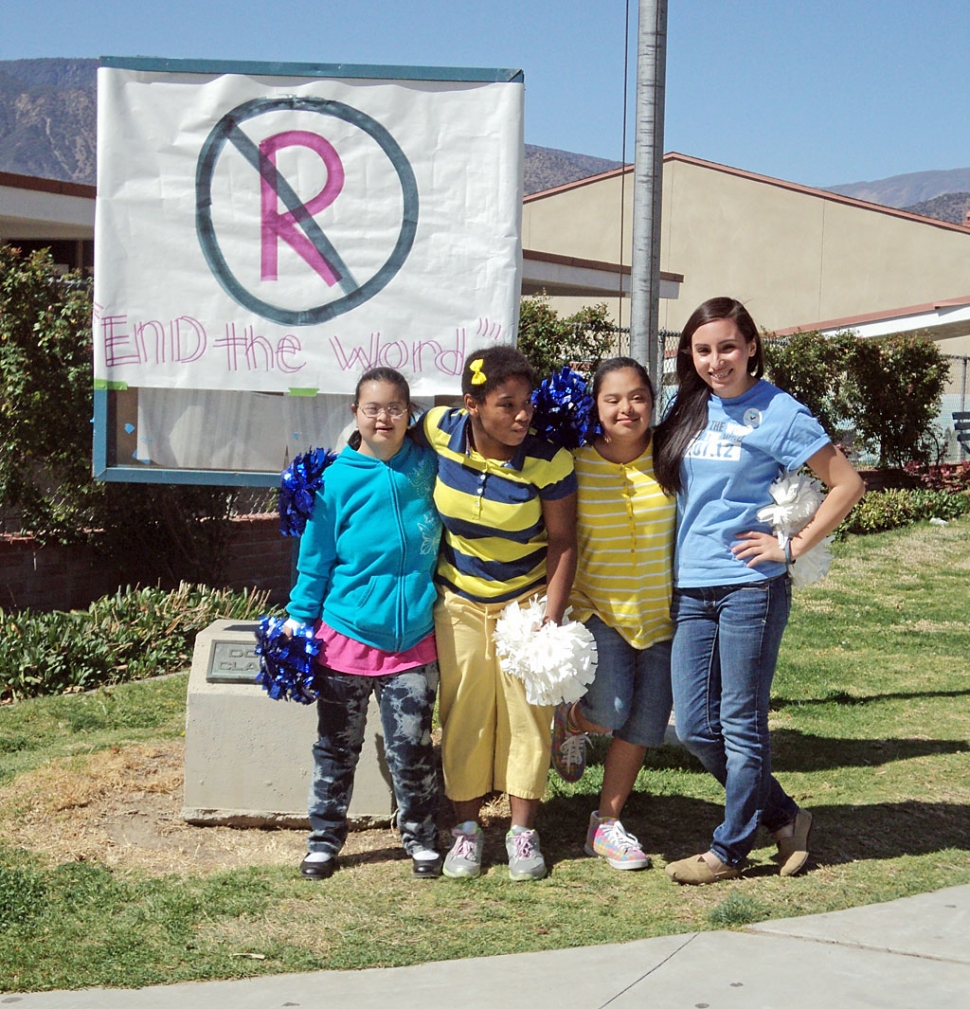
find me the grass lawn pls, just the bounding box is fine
[1,517,968,992]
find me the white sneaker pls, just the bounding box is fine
[506,827,547,881]
[443,822,484,879]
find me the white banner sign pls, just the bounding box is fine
[93,62,524,396]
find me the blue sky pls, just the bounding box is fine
[3,0,967,188]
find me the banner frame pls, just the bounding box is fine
[93,58,524,486]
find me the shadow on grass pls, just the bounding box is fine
[538,791,723,866]
[770,728,969,772]
[339,845,408,868]
[800,800,970,865]
[583,732,969,775]
[732,798,970,874]
[330,789,970,877]
[538,791,970,870]
[772,687,970,710]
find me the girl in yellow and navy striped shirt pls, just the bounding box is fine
[415,346,577,882]
[551,357,676,871]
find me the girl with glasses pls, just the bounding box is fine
[286,366,444,881]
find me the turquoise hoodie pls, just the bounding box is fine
[286,439,441,653]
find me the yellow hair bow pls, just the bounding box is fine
[469,358,487,385]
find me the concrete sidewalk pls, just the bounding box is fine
[7,885,969,1009]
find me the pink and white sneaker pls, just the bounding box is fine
[585,812,651,870]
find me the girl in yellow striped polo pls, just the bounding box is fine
[415,346,577,881]
[551,358,676,870]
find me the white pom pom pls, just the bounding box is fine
[757,472,831,587]
[756,473,825,534]
[493,595,598,706]
[789,538,832,588]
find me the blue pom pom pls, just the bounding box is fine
[254,615,321,704]
[279,447,338,537]
[530,366,595,449]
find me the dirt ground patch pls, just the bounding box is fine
[0,741,418,876]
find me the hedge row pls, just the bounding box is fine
[0,583,271,701]
[841,488,970,535]
[764,330,951,467]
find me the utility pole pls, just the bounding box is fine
[628,0,668,395]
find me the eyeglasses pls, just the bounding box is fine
[357,404,408,419]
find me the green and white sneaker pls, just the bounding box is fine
[506,826,547,881]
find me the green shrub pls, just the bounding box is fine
[0,583,271,701]
[0,246,244,586]
[764,330,856,441]
[765,329,951,467]
[0,247,97,542]
[517,296,616,378]
[848,336,950,466]
[842,488,970,535]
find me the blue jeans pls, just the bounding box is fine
[307,662,439,857]
[670,576,797,867]
[579,615,673,748]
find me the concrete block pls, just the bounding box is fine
[181,619,393,828]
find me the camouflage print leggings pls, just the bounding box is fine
[307,662,439,857]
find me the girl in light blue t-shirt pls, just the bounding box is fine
[654,297,864,885]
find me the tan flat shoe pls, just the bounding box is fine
[665,853,739,885]
[774,808,813,877]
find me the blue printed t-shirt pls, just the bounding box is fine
[675,380,830,589]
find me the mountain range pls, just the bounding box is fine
[0,58,97,183]
[0,57,967,219]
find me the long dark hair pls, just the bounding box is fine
[653,298,763,494]
[348,367,411,450]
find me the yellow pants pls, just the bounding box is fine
[434,588,553,801]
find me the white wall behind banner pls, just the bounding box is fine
[93,60,525,400]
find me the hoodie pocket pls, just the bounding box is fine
[352,572,435,646]
[352,575,397,638]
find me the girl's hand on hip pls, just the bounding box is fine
[732,531,785,567]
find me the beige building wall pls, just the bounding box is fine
[523,154,970,337]
[939,335,970,359]
[522,172,632,266]
[522,172,634,327]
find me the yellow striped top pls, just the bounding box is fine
[569,441,675,648]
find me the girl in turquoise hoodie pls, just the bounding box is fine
[286,367,443,880]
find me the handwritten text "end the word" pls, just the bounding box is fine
[100,316,498,378]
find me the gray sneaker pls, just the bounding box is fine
[506,827,547,881]
[443,822,484,879]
